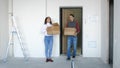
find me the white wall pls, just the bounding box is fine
[47,0,101,57]
[113,0,120,68]
[13,0,47,57]
[0,0,9,59]
[13,0,102,57]
[101,0,109,63]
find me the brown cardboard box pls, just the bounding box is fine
[52,23,59,26]
[47,27,53,35]
[64,28,76,35]
[52,26,60,34]
[47,23,60,35]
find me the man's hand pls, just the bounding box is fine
[74,32,77,36]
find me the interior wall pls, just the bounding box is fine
[101,0,109,63]
[0,0,9,59]
[13,0,47,57]
[13,0,104,57]
[47,0,101,57]
[113,0,120,68]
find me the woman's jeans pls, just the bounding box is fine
[44,36,53,59]
[67,36,77,58]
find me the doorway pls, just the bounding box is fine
[60,7,83,55]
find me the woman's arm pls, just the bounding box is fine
[41,25,47,33]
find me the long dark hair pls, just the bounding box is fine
[44,17,52,24]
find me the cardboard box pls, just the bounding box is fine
[47,23,60,35]
[52,26,60,34]
[47,27,53,35]
[64,28,76,36]
[52,23,59,26]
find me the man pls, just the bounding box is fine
[66,14,80,60]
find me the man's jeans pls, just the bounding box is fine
[67,36,77,58]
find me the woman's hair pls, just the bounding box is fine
[44,17,52,24]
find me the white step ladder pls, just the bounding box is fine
[3,15,29,62]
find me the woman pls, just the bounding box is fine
[42,17,54,62]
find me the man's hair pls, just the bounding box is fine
[69,14,75,17]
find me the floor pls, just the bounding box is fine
[0,56,112,68]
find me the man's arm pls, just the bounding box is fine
[66,22,68,27]
[76,21,80,33]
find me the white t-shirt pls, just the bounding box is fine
[41,23,53,36]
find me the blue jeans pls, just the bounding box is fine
[44,36,53,59]
[67,36,77,58]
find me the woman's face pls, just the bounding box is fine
[47,18,51,23]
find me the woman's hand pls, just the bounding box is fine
[46,27,51,31]
[46,27,49,31]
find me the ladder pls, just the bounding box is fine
[3,15,29,62]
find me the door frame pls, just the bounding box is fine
[109,0,114,64]
[59,7,83,55]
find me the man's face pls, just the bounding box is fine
[69,16,74,22]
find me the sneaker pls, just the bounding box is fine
[46,59,49,62]
[49,59,54,62]
[72,56,76,58]
[67,58,71,60]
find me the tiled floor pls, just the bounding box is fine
[0,56,112,68]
